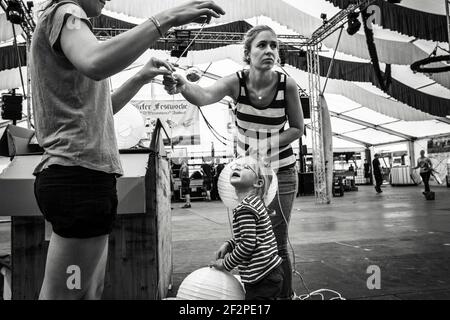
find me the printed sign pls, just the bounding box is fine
[131,100,200,146]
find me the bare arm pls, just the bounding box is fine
[111,58,175,114]
[163,73,239,106]
[279,76,304,146]
[60,1,225,81]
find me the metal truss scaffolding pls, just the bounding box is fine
[446,0,450,50]
[306,44,327,203]
[303,0,375,204]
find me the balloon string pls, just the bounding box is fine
[174,23,207,66]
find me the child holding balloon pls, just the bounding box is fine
[211,156,284,300]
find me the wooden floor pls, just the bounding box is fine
[169,184,450,300]
[1,184,450,300]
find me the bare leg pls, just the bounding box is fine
[39,232,109,300]
[83,241,109,300]
[186,194,191,205]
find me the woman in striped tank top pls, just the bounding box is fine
[164,25,304,299]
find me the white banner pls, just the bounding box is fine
[131,100,200,146]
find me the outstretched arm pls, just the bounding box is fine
[60,1,225,81]
[111,58,175,114]
[163,73,239,106]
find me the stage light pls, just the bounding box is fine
[6,0,24,25]
[320,13,328,24]
[347,12,361,36]
[26,1,33,11]
[1,90,23,122]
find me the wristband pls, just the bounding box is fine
[149,16,164,37]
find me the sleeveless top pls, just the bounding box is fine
[234,70,296,171]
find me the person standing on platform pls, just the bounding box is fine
[373,154,383,193]
[163,25,304,299]
[413,150,433,195]
[180,160,192,208]
[31,0,225,299]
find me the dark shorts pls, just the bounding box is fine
[34,165,118,239]
[244,265,284,300]
[181,178,191,195]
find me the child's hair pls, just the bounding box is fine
[253,160,273,200]
[238,156,273,200]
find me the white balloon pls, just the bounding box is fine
[186,67,202,82]
[113,103,145,149]
[177,267,245,300]
[218,160,278,210]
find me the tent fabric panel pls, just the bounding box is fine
[283,65,436,121]
[0,13,23,43]
[323,94,363,113]
[0,44,26,72]
[330,117,366,134]
[284,51,450,117]
[325,0,448,42]
[343,107,398,126]
[344,128,403,145]
[381,120,450,139]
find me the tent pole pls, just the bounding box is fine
[446,0,450,52]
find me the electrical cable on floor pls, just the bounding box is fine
[275,189,346,300]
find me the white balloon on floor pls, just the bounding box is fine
[218,160,278,210]
[113,103,145,149]
[176,267,245,300]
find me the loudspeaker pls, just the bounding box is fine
[301,145,308,156]
[1,93,23,121]
[299,172,314,195]
[300,96,311,119]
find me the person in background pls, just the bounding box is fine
[364,159,371,184]
[372,154,383,194]
[180,160,192,208]
[201,157,213,201]
[413,150,433,195]
[214,158,225,200]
